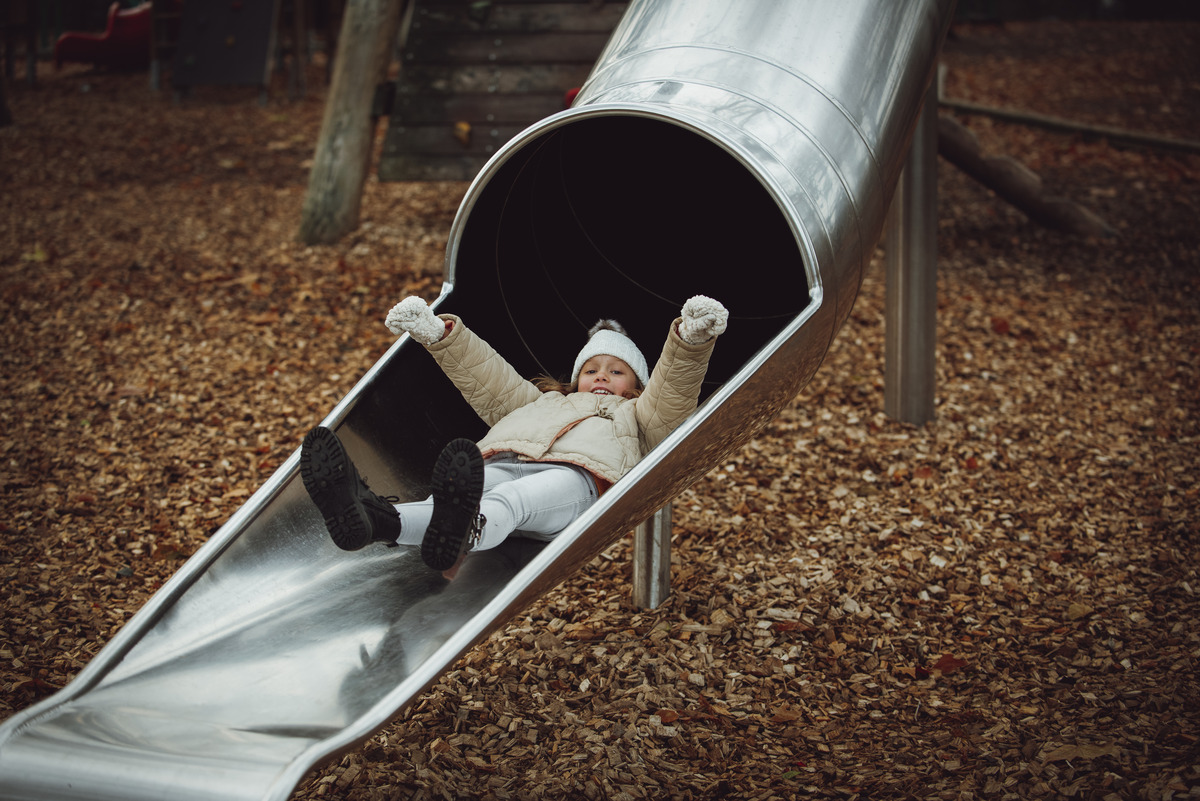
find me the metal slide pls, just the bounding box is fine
[0,2,954,799]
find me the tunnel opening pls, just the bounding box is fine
[447,115,811,402]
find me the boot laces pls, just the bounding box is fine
[358,477,399,503]
[467,513,486,550]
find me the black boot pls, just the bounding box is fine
[300,426,403,551]
[421,438,486,572]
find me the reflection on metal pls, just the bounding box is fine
[632,505,672,610]
[0,2,954,799]
[886,78,940,425]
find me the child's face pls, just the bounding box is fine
[578,355,639,399]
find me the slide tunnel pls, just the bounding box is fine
[444,114,810,397]
[0,2,955,799]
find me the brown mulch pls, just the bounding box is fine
[3,18,1199,801]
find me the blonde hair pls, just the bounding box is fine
[532,374,643,399]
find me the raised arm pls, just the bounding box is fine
[385,296,541,426]
[636,295,728,450]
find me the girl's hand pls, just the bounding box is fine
[385,296,446,344]
[679,295,729,344]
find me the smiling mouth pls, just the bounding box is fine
[591,388,612,395]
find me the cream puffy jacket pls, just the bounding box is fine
[424,315,717,486]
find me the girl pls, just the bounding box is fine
[300,294,728,578]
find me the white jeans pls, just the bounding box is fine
[392,455,599,552]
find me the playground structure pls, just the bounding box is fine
[379,0,627,182]
[53,2,152,71]
[0,2,955,799]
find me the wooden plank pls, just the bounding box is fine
[393,92,567,124]
[382,122,532,157]
[417,0,620,6]
[411,3,626,34]
[404,32,612,64]
[378,154,491,183]
[396,63,594,95]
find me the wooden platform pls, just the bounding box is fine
[378,0,626,182]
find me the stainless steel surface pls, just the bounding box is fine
[886,78,940,425]
[632,505,672,610]
[0,2,954,798]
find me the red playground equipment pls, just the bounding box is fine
[55,2,152,71]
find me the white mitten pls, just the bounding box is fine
[678,295,729,344]
[385,296,445,344]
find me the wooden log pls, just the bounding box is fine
[937,114,1115,238]
[940,96,1200,156]
[298,0,406,245]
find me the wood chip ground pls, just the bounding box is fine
[2,19,1198,801]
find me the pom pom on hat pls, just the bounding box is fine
[572,319,650,387]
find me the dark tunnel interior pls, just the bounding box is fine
[447,115,812,400]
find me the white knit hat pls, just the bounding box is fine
[571,320,650,387]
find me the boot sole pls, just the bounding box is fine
[300,427,372,551]
[421,439,485,571]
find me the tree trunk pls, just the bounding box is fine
[297,0,405,245]
[937,114,1113,239]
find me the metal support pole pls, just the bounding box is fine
[632,504,672,609]
[885,76,939,425]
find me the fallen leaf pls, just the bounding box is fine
[1066,602,1094,620]
[1043,743,1121,763]
[933,654,969,674]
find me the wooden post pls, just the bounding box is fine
[297,0,405,245]
[0,77,12,127]
[288,0,308,100]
